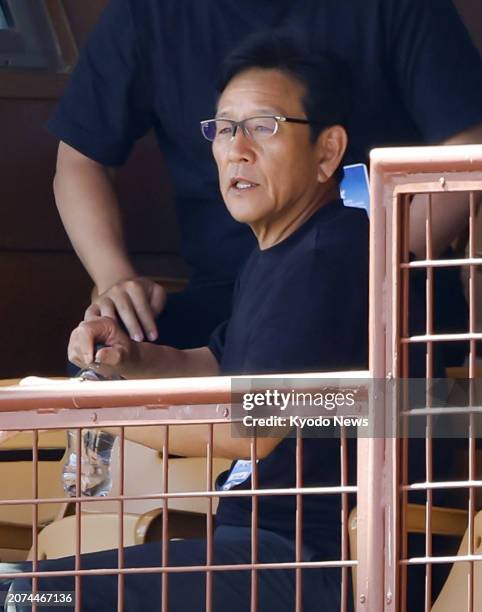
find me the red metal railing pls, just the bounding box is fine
[1,145,481,611]
[369,144,482,611]
[0,372,367,612]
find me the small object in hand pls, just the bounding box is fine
[62,360,122,497]
[77,361,125,382]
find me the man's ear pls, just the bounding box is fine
[315,125,348,183]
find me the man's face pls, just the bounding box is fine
[213,68,327,230]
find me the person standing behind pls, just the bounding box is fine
[49,0,482,350]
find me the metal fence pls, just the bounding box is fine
[0,374,367,611]
[0,145,481,611]
[367,144,482,611]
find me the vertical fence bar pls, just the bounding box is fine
[386,191,407,612]
[117,427,125,612]
[467,192,477,612]
[424,195,434,612]
[205,423,214,612]
[357,148,391,612]
[31,429,39,612]
[74,428,82,611]
[161,425,169,612]
[399,195,411,612]
[400,195,411,612]
[340,428,349,612]
[250,436,258,612]
[295,427,303,612]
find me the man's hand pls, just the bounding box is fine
[85,277,166,343]
[69,316,219,379]
[68,316,141,372]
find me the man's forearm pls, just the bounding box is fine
[54,142,136,292]
[121,343,220,379]
[119,422,282,460]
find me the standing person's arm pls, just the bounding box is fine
[48,0,165,340]
[54,142,165,342]
[384,0,482,258]
[409,123,482,260]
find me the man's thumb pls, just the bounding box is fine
[95,346,123,367]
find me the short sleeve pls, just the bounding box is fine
[208,320,229,364]
[47,0,152,166]
[384,0,482,142]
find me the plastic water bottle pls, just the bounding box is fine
[62,429,117,497]
[62,365,121,497]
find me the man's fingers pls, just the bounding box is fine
[68,318,119,367]
[68,325,95,366]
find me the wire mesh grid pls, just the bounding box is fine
[369,144,482,612]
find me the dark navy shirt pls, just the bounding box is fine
[209,201,368,555]
[48,0,482,281]
[209,200,368,375]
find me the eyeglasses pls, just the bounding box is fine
[200,115,316,143]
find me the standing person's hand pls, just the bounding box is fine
[84,277,166,343]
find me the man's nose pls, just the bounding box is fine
[226,127,255,162]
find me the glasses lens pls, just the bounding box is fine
[201,120,218,142]
[214,120,235,141]
[201,120,234,141]
[244,116,277,140]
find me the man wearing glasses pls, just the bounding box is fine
[49,0,482,360]
[11,32,367,612]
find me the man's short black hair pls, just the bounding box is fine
[217,30,351,183]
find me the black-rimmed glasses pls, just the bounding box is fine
[200,115,316,143]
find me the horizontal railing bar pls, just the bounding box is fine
[401,333,482,343]
[401,406,482,417]
[370,144,482,173]
[0,371,370,413]
[402,480,482,491]
[0,559,357,580]
[400,258,482,269]
[0,484,358,506]
[401,554,482,566]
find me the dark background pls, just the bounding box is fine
[0,0,481,378]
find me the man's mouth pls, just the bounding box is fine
[230,178,259,191]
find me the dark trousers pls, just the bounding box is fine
[7,527,341,612]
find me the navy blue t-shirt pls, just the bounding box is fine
[209,200,368,556]
[209,200,368,375]
[48,0,482,281]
